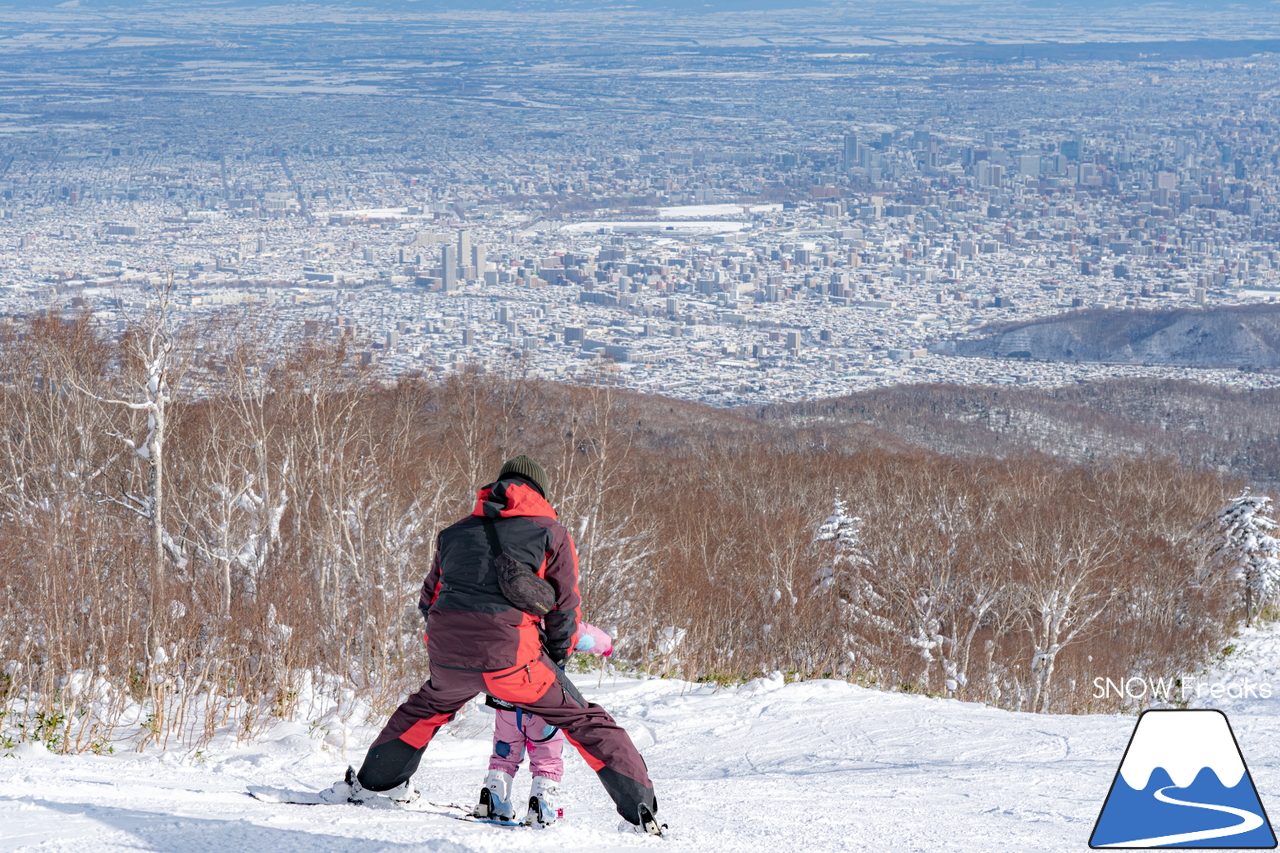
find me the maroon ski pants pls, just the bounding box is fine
[355,653,657,825]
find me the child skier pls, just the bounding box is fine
[476,622,613,827]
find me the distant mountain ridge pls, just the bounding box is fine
[933,305,1280,367]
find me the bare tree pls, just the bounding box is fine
[70,278,194,665]
[1002,474,1122,713]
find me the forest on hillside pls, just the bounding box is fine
[764,379,1280,490]
[0,310,1273,755]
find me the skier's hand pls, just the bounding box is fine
[576,623,613,657]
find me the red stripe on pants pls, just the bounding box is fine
[398,713,453,749]
[562,731,607,771]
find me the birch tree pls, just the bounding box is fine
[1005,500,1121,714]
[72,278,192,666]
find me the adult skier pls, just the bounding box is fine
[477,621,614,826]
[320,455,663,835]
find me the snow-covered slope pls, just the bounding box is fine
[936,306,1280,367]
[4,635,1280,852]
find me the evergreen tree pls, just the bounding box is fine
[815,491,863,590]
[1204,491,1280,625]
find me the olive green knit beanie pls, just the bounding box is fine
[497,455,549,498]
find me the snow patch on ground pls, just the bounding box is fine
[4,625,1280,851]
[1189,623,1280,717]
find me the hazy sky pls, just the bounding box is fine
[0,0,1275,8]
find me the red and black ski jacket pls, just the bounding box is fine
[418,478,582,674]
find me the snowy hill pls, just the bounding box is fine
[935,305,1280,367]
[4,645,1280,852]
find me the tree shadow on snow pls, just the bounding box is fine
[7,797,478,853]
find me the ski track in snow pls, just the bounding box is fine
[4,625,1280,852]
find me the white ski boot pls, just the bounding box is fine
[524,775,563,827]
[380,777,420,807]
[619,801,666,837]
[318,766,419,807]
[473,769,516,822]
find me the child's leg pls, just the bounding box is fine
[488,709,527,777]
[523,714,565,782]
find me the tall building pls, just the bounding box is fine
[442,244,457,291]
[1061,131,1084,161]
[472,243,486,277]
[458,230,471,275]
[842,132,858,171]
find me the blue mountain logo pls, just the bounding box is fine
[1090,709,1276,848]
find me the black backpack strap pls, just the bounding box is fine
[483,513,556,616]
[482,513,503,550]
[481,514,502,577]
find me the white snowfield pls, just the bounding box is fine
[4,628,1280,853]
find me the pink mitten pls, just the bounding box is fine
[575,622,613,657]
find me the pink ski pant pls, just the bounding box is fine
[489,708,565,782]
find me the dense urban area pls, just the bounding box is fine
[3,5,1280,403]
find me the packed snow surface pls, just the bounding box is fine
[5,625,1280,852]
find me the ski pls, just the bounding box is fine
[448,813,536,829]
[246,788,549,829]
[246,786,463,813]
[247,786,325,805]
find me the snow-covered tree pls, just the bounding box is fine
[814,490,891,675]
[1202,491,1280,625]
[814,491,864,591]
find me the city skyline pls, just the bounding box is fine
[1,2,1279,405]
